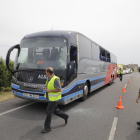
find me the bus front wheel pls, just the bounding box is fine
[81,83,88,101]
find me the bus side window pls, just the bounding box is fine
[100,52,103,60]
[106,53,110,62]
[100,48,108,62]
[100,50,105,61]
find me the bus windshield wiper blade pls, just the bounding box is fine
[13,69,43,73]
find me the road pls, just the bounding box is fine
[0,73,140,140]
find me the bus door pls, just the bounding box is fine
[66,45,80,102]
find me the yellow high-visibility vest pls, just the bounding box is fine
[44,75,61,101]
[118,70,123,74]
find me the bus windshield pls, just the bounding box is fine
[16,37,67,70]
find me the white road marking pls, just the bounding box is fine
[108,117,118,140]
[125,84,127,88]
[0,102,36,116]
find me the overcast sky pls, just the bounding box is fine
[0,0,140,66]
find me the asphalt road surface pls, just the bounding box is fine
[0,73,140,140]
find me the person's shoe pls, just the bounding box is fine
[41,129,51,133]
[137,122,140,126]
[64,115,69,124]
[138,127,140,130]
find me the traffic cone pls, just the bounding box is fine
[122,85,126,93]
[128,78,130,83]
[115,96,124,109]
[131,76,132,79]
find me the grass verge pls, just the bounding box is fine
[0,91,16,102]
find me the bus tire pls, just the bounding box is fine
[112,76,114,83]
[108,77,112,86]
[81,83,88,101]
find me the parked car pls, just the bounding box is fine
[125,68,131,74]
[123,70,126,75]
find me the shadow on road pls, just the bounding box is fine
[19,126,44,140]
[6,83,111,121]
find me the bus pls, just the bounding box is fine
[6,30,117,105]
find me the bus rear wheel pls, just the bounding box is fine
[112,76,114,83]
[109,77,112,86]
[81,83,88,101]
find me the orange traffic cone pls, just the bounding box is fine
[122,85,126,93]
[131,76,132,79]
[128,78,130,83]
[115,96,124,109]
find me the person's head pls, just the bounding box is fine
[119,68,121,70]
[46,67,54,77]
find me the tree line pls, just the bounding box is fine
[0,57,14,92]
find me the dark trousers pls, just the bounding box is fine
[120,74,123,81]
[44,101,68,130]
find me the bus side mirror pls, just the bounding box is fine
[6,44,20,74]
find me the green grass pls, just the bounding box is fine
[0,91,16,102]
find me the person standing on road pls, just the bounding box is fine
[41,67,69,134]
[136,89,140,130]
[118,68,123,81]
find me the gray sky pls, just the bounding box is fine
[0,0,140,66]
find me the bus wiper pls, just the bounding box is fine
[13,69,43,74]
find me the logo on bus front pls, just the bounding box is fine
[38,75,47,79]
[23,83,37,88]
[28,77,33,82]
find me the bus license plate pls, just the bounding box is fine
[34,95,39,98]
[23,93,33,97]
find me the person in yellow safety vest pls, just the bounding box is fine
[118,68,123,81]
[41,67,69,134]
[136,89,140,130]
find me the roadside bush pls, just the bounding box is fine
[0,57,14,92]
[3,87,11,92]
[0,57,7,88]
[0,87,5,92]
[0,87,3,92]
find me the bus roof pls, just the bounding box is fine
[24,30,79,39]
